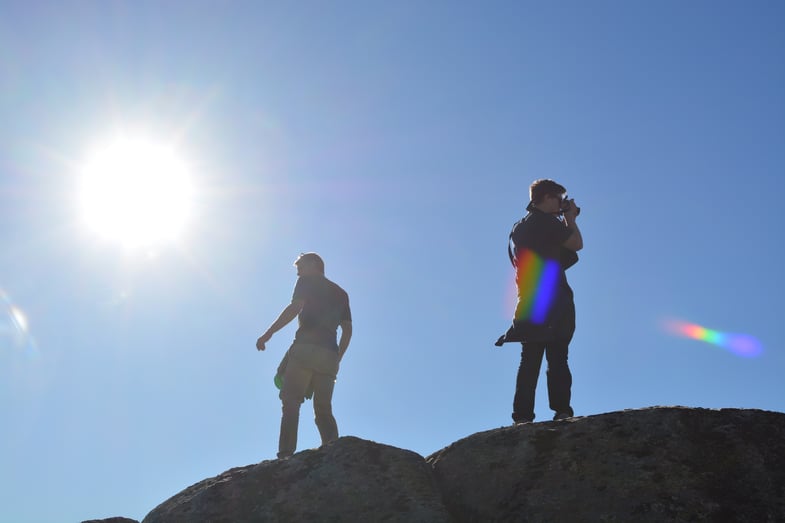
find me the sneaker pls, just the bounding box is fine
[553,412,572,421]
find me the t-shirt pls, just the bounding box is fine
[292,275,351,350]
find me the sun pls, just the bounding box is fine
[79,136,194,248]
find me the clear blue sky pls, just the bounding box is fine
[1,2,783,522]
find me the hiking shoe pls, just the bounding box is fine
[553,412,572,421]
[514,419,533,425]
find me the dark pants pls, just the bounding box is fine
[512,339,573,422]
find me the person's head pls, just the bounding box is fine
[294,252,325,276]
[528,179,567,214]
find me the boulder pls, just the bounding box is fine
[117,407,785,522]
[142,436,451,523]
[82,518,139,523]
[426,406,785,522]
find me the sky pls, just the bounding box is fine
[1,1,783,522]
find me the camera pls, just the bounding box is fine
[560,197,581,216]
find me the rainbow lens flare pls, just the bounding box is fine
[664,319,763,358]
[514,249,560,324]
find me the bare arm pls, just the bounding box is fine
[256,299,304,351]
[338,320,352,360]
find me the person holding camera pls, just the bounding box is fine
[497,179,583,423]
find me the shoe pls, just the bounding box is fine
[553,412,572,421]
[513,419,533,425]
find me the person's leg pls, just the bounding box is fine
[545,340,573,417]
[278,354,312,458]
[274,349,291,392]
[311,371,339,445]
[512,342,546,422]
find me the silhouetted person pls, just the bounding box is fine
[497,179,583,423]
[256,253,352,458]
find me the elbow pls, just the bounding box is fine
[564,238,583,252]
[287,301,304,315]
[571,233,584,251]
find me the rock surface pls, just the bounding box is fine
[142,436,451,523]
[427,407,785,522]
[93,407,784,522]
[82,518,140,523]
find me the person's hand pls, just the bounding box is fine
[256,332,271,351]
[563,198,580,220]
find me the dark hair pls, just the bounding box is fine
[294,252,325,273]
[529,179,567,204]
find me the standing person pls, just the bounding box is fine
[256,252,352,458]
[496,179,583,423]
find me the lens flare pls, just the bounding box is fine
[664,319,763,358]
[1,289,39,359]
[514,249,560,325]
[10,306,28,332]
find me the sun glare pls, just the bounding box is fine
[79,137,193,248]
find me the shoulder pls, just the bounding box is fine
[327,278,350,300]
[527,211,565,235]
[512,211,554,236]
[510,215,528,237]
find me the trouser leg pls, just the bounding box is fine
[545,340,573,416]
[311,371,338,445]
[278,360,311,458]
[512,342,545,422]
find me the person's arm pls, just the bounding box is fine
[256,299,304,351]
[337,320,352,360]
[561,199,583,252]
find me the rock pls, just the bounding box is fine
[426,406,785,522]
[82,518,139,523]
[131,407,785,522]
[142,436,451,523]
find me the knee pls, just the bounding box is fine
[547,360,570,375]
[281,398,303,415]
[313,401,333,418]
